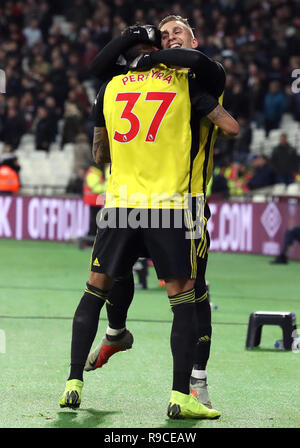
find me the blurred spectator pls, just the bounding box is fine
[73,133,93,172]
[61,103,84,145]
[270,226,300,264]
[44,96,61,125]
[225,162,252,196]
[231,116,252,163]
[33,105,57,151]
[0,146,21,195]
[91,12,111,46]
[269,133,299,185]
[23,18,43,49]
[212,140,230,166]
[37,0,53,41]
[65,0,92,29]
[5,66,22,97]
[66,167,86,195]
[223,80,250,119]
[267,56,285,83]
[210,164,230,198]
[19,91,36,130]
[67,51,87,81]
[0,164,20,195]
[263,81,287,135]
[72,84,91,117]
[248,64,267,129]
[3,105,26,149]
[83,162,108,237]
[0,143,21,173]
[47,57,69,107]
[247,155,277,190]
[82,40,99,69]
[29,53,51,78]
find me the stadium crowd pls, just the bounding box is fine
[0,0,300,195]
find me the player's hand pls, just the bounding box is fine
[122,25,162,49]
[128,54,153,70]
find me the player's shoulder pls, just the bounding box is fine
[94,78,112,105]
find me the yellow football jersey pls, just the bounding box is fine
[102,65,193,209]
[94,64,219,209]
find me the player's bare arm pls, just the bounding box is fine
[92,126,111,165]
[207,104,239,138]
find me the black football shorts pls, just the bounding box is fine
[90,208,198,280]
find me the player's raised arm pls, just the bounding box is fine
[89,25,162,79]
[131,48,226,98]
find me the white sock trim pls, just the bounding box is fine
[106,326,126,336]
[191,369,207,380]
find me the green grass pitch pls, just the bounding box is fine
[0,239,299,429]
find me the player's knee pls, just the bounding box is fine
[88,271,114,291]
[165,278,195,297]
[168,287,196,309]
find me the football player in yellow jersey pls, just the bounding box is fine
[59,24,238,419]
[159,16,225,407]
[85,20,237,409]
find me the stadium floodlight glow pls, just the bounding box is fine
[0,69,6,93]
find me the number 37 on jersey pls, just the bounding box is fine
[113,91,177,144]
